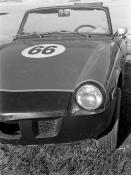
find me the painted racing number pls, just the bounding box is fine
[22,44,66,58]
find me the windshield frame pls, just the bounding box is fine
[17,5,113,37]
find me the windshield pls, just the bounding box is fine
[20,7,110,35]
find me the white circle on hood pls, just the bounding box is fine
[22,44,66,58]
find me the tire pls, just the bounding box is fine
[97,88,121,152]
[123,61,131,123]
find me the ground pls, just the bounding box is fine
[0,133,131,175]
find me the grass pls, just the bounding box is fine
[0,136,131,175]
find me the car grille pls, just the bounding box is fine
[37,118,62,138]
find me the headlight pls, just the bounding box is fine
[76,84,103,110]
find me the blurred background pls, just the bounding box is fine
[0,0,131,44]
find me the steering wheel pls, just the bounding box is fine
[75,25,96,32]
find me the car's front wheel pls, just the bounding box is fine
[97,88,121,152]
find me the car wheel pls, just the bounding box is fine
[97,88,121,152]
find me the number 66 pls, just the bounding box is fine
[28,45,57,55]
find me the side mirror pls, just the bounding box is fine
[117,27,128,37]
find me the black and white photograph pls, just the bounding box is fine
[0,0,131,174]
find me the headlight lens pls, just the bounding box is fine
[76,84,103,110]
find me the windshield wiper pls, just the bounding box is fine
[15,31,88,39]
[62,31,88,37]
[15,32,63,39]
[15,32,42,39]
[40,32,62,36]
[39,31,88,37]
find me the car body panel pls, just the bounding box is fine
[0,96,117,145]
[0,37,114,91]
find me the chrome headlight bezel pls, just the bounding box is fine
[75,81,106,111]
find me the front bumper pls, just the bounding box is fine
[0,97,116,145]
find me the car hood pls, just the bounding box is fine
[0,37,112,91]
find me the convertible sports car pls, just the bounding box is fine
[0,2,127,151]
